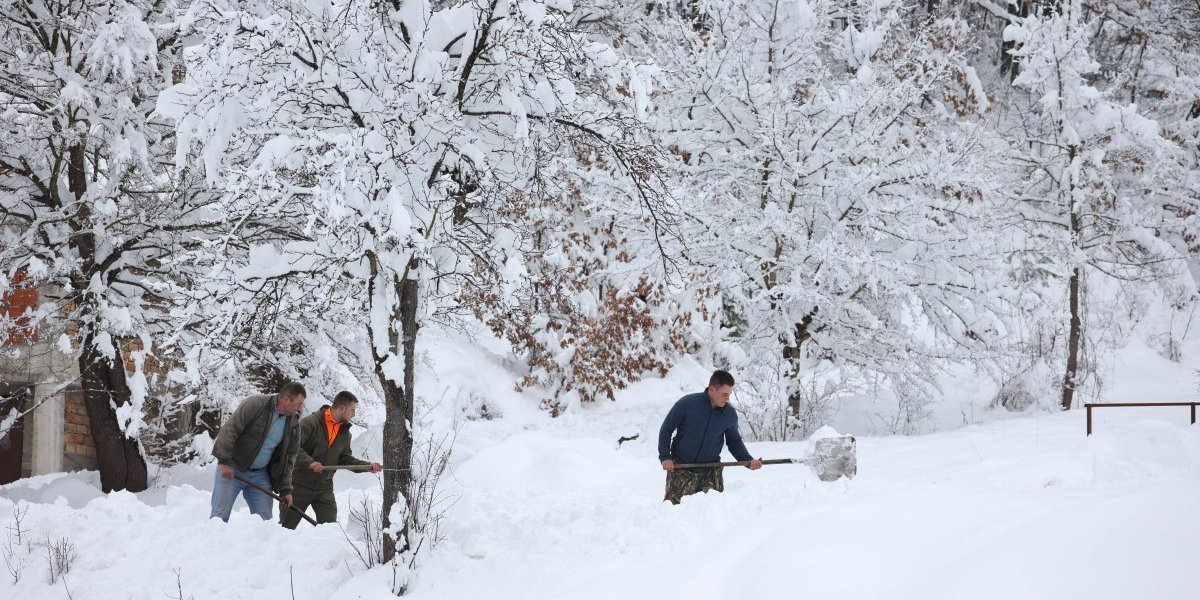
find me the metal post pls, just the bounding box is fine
[1086,405,1093,436]
[1192,403,1196,426]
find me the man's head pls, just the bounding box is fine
[276,381,307,416]
[329,391,358,424]
[706,370,735,408]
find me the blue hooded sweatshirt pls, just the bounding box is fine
[658,391,753,469]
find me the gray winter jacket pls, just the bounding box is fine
[212,394,300,495]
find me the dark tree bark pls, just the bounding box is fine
[1061,263,1082,411]
[1000,1,1032,80]
[67,140,149,493]
[1060,139,1083,412]
[784,309,817,417]
[380,263,419,565]
[77,334,149,492]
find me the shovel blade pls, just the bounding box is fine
[809,436,857,481]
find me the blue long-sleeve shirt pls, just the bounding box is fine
[658,391,752,468]
[249,409,287,470]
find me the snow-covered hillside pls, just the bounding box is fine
[2,335,1198,600]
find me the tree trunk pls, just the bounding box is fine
[1061,137,1082,412]
[1061,264,1082,411]
[783,339,803,418]
[1000,1,1031,80]
[381,268,419,565]
[66,140,148,492]
[784,309,817,418]
[77,333,149,492]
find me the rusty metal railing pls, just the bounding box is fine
[1085,402,1200,436]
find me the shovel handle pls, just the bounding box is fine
[320,465,403,472]
[232,474,318,526]
[671,458,800,469]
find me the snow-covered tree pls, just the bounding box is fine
[1003,0,1190,410]
[0,0,210,491]
[607,0,1013,434]
[168,0,669,571]
[1087,0,1200,363]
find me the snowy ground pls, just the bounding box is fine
[2,339,1199,599]
[411,406,1200,600]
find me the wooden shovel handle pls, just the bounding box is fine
[232,474,318,526]
[671,458,799,469]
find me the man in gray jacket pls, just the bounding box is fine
[210,382,306,521]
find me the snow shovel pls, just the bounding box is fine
[316,465,405,472]
[672,435,857,481]
[232,473,319,526]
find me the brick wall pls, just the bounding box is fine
[64,390,96,463]
[2,270,38,345]
[119,336,166,377]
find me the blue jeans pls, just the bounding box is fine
[210,466,274,522]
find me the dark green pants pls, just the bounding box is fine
[664,467,724,505]
[280,487,337,529]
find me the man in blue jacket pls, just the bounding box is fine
[659,370,762,504]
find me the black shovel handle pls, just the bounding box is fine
[671,458,799,469]
[232,473,318,526]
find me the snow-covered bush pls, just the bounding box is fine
[466,182,694,413]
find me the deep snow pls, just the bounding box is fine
[2,334,1198,599]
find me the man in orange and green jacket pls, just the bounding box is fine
[281,391,381,529]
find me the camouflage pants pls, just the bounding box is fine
[664,467,724,505]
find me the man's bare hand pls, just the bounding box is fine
[661,460,675,472]
[309,462,324,473]
[219,465,234,479]
[749,458,763,471]
[281,494,293,509]
[369,462,383,473]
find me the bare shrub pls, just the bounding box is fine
[389,430,459,596]
[166,567,197,600]
[2,504,30,583]
[457,389,500,422]
[405,432,457,551]
[346,492,384,569]
[45,536,77,584]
